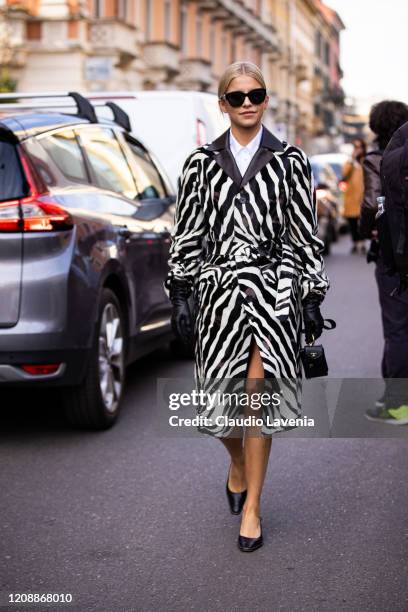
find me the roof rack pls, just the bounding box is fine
[104,101,131,132]
[0,91,97,123]
[0,91,132,132]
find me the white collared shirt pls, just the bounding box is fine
[229,124,263,176]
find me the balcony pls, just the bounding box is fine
[142,41,180,85]
[295,57,308,83]
[89,20,138,58]
[322,85,345,107]
[192,0,278,53]
[175,57,212,90]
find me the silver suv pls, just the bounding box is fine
[0,92,177,429]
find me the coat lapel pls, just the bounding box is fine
[206,124,285,189]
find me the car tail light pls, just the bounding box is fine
[0,147,73,233]
[0,200,22,232]
[20,197,73,232]
[20,364,61,375]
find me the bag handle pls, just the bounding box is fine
[300,318,337,345]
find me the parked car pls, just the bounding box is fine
[311,154,349,242]
[310,152,349,185]
[0,92,181,430]
[82,90,231,193]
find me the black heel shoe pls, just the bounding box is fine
[226,465,247,515]
[238,517,263,552]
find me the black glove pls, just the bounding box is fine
[302,292,324,344]
[169,278,195,348]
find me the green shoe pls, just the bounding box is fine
[365,404,408,425]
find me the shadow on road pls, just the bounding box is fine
[0,344,181,437]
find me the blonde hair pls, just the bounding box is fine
[217,61,266,99]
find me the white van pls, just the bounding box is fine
[85,90,231,193]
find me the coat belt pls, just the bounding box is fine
[202,240,297,321]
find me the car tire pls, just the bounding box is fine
[62,288,126,430]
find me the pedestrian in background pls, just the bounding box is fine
[359,100,408,424]
[342,139,367,254]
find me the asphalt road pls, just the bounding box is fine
[1,234,407,612]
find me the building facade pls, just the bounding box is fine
[0,0,345,152]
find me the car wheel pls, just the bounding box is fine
[62,288,126,430]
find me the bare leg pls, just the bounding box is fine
[240,335,272,537]
[219,437,246,492]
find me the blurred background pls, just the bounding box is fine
[1,0,406,151]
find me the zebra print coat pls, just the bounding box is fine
[164,124,330,437]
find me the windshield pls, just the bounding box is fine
[328,162,343,181]
[311,163,321,185]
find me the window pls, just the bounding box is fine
[146,0,152,39]
[164,0,171,41]
[125,140,166,200]
[315,30,322,58]
[40,129,88,183]
[118,0,128,20]
[196,13,202,55]
[231,34,236,62]
[180,6,187,54]
[79,127,137,199]
[222,31,227,66]
[324,41,330,66]
[209,22,215,63]
[93,0,104,18]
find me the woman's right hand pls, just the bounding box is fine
[169,279,195,348]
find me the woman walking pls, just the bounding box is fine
[342,138,367,254]
[164,61,330,552]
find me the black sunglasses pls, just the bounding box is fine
[221,88,267,108]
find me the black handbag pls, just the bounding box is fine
[300,319,336,378]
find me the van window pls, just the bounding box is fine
[40,130,88,182]
[0,139,27,201]
[79,127,137,199]
[125,140,166,200]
